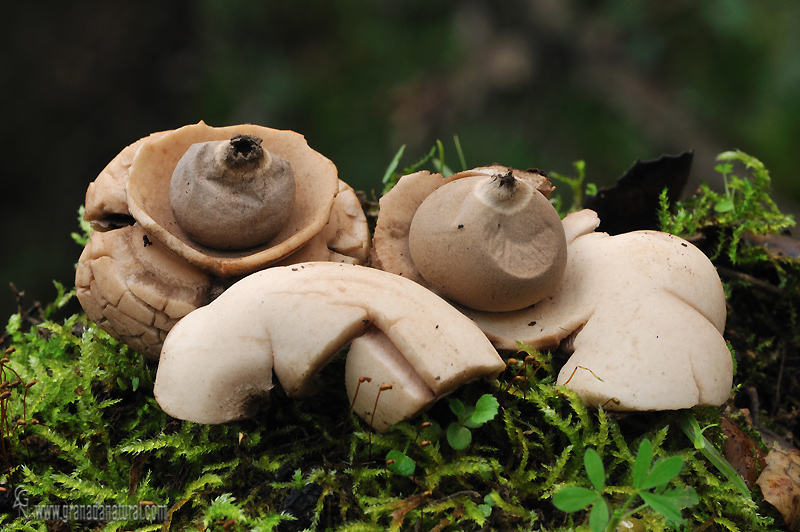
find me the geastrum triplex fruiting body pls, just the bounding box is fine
[76,122,370,359]
[409,169,567,311]
[169,133,297,250]
[372,165,570,313]
[467,209,733,410]
[372,167,733,412]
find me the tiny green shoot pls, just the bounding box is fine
[677,411,750,497]
[453,134,467,172]
[381,144,406,187]
[446,394,500,450]
[70,205,93,246]
[381,137,468,194]
[550,160,596,213]
[432,139,453,177]
[714,162,735,213]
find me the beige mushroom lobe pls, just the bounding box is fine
[153,262,505,429]
[345,328,437,433]
[169,134,296,250]
[464,212,733,411]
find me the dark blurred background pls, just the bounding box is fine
[3,0,800,319]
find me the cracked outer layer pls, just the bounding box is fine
[76,225,213,359]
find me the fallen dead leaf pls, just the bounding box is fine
[390,491,432,529]
[756,443,800,531]
[721,415,766,487]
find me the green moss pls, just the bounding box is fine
[658,150,795,265]
[659,150,800,441]
[0,316,783,531]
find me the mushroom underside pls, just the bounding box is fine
[554,292,731,410]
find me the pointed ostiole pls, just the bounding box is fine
[154,262,505,428]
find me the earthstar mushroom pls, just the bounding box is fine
[372,165,562,311]
[464,209,733,411]
[126,121,341,276]
[169,133,297,250]
[409,170,567,311]
[76,122,370,359]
